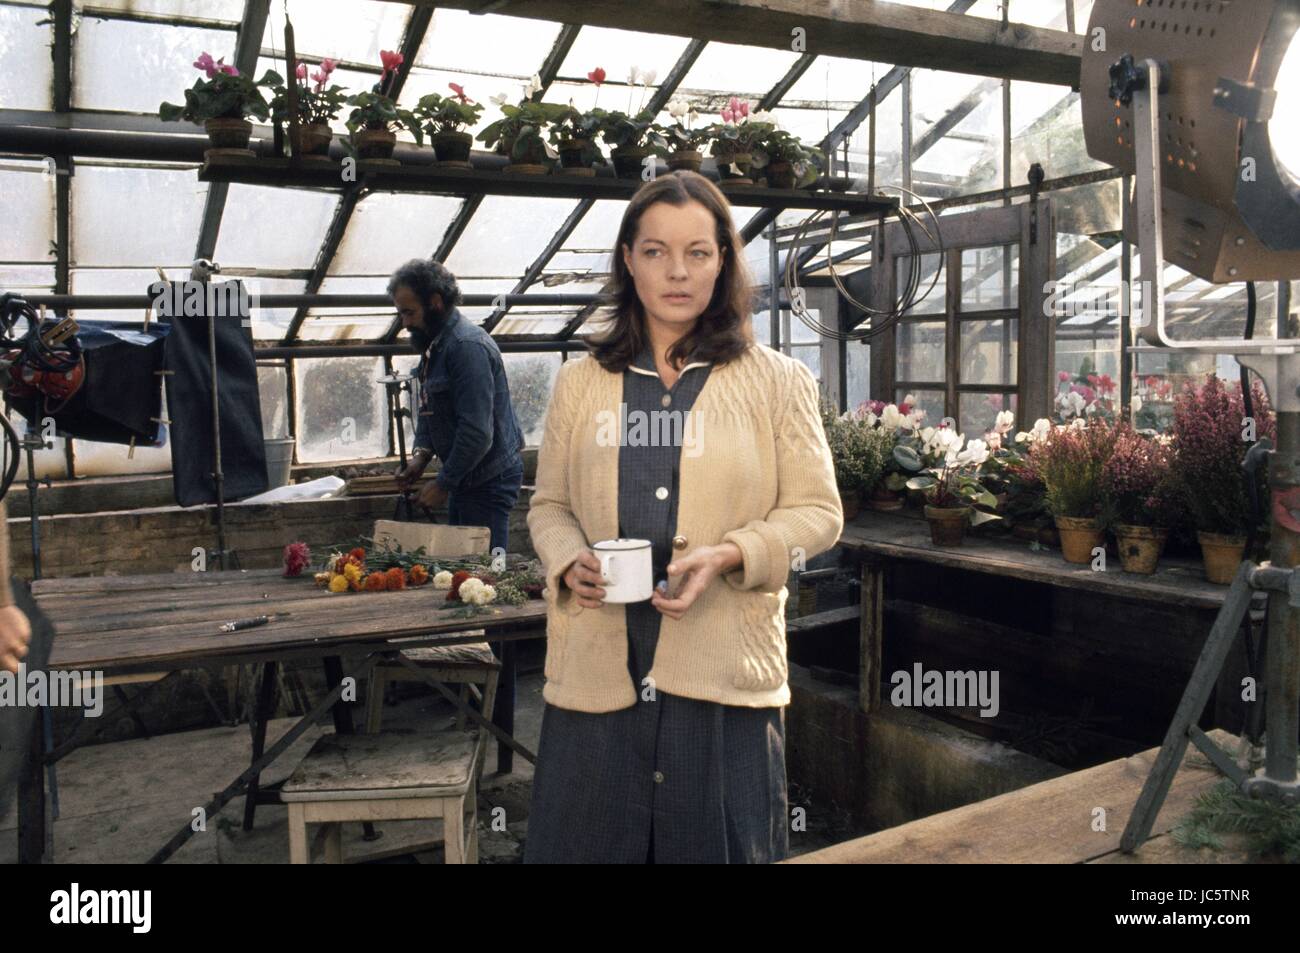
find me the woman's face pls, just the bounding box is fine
[621,199,724,335]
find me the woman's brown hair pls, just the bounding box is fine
[587,171,755,373]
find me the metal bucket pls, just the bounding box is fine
[263,437,296,489]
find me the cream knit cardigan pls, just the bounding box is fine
[527,342,844,713]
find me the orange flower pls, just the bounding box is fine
[385,567,406,590]
[364,572,387,592]
[448,570,472,601]
[349,547,366,563]
[409,564,429,585]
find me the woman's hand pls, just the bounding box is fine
[562,550,607,609]
[651,543,742,621]
[0,604,32,674]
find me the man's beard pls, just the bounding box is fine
[406,306,447,354]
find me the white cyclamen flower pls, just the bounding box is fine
[667,99,688,119]
[993,410,1015,434]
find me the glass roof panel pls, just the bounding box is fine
[245,276,306,338]
[442,196,578,279]
[767,106,845,146]
[329,192,463,276]
[556,27,691,89]
[72,162,207,266]
[414,8,561,73]
[214,184,339,270]
[0,264,55,294]
[262,1,408,66]
[0,4,53,110]
[69,265,189,321]
[783,55,887,106]
[0,160,56,261]
[73,15,236,112]
[81,0,245,21]
[295,313,394,341]
[675,41,801,99]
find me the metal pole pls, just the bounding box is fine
[768,226,780,351]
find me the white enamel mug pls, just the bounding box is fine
[591,538,654,603]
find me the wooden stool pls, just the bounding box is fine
[365,634,497,735]
[281,728,489,864]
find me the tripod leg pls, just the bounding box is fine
[1120,562,1256,852]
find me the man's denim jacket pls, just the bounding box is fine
[412,307,524,492]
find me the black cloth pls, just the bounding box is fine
[0,580,54,822]
[523,342,789,864]
[163,314,268,506]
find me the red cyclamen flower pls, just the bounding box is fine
[587,67,606,85]
[379,49,404,75]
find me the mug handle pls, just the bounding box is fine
[598,551,614,586]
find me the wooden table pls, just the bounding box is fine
[19,567,546,864]
[836,510,1256,715]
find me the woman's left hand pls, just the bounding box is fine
[650,543,742,621]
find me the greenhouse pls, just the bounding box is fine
[0,0,1298,881]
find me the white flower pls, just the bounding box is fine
[432,570,453,590]
[1056,390,1085,419]
[956,438,989,467]
[862,410,878,428]
[628,65,642,85]
[523,73,542,98]
[993,410,1015,435]
[480,584,496,604]
[879,404,905,431]
[750,109,778,127]
[1032,418,1051,442]
[1132,395,1143,413]
[459,577,484,600]
[489,92,508,106]
[903,393,917,407]
[919,426,936,445]
[640,68,657,86]
[667,99,688,119]
[1067,417,1087,431]
[933,428,963,454]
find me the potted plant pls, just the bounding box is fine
[549,104,608,175]
[343,50,422,162]
[597,108,665,179]
[1032,418,1118,564]
[1102,425,1175,574]
[707,97,777,185]
[159,52,281,152]
[753,128,825,189]
[269,58,346,159]
[904,428,998,546]
[654,99,711,172]
[480,92,570,173]
[821,404,888,520]
[1171,374,1274,583]
[414,84,483,165]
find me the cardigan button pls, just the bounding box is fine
[672,535,687,550]
[653,771,665,783]
[655,486,668,500]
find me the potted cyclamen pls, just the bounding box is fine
[270,58,346,159]
[1172,374,1274,584]
[1032,418,1118,564]
[414,84,484,166]
[598,109,665,179]
[549,104,608,176]
[480,82,570,173]
[753,128,825,189]
[160,52,281,153]
[344,51,422,162]
[904,429,999,547]
[708,97,777,185]
[1102,425,1175,574]
[655,99,711,172]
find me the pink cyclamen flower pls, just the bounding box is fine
[218,62,239,76]
[379,49,404,75]
[194,52,217,77]
[721,107,734,123]
[1058,370,1070,383]
[448,82,470,102]
[296,62,308,80]
[320,58,339,75]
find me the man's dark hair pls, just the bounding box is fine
[387,258,462,316]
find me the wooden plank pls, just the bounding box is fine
[784,729,1237,864]
[374,0,1082,86]
[786,604,860,633]
[838,511,1235,610]
[860,560,884,713]
[197,155,899,213]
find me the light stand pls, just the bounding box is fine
[191,263,240,571]
[1113,59,1299,852]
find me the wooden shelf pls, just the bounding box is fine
[197,154,901,213]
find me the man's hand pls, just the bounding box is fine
[417,480,449,510]
[0,604,32,674]
[562,550,607,609]
[650,543,742,621]
[395,452,430,492]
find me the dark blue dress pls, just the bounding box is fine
[523,343,789,864]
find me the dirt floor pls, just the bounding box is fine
[0,670,856,864]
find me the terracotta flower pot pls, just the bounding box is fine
[840,492,861,521]
[1114,524,1168,575]
[204,117,253,152]
[1054,515,1104,565]
[611,146,653,179]
[715,150,754,182]
[1198,531,1246,584]
[868,485,904,511]
[353,127,397,161]
[766,161,797,189]
[668,149,702,172]
[290,121,333,158]
[432,130,473,164]
[554,137,597,175]
[925,505,970,547]
[506,162,550,174]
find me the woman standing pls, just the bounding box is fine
[524,171,843,864]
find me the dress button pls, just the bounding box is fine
[655,486,668,500]
[653,771,665,783]
[672,535,687,550]
[661,393,672,408]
